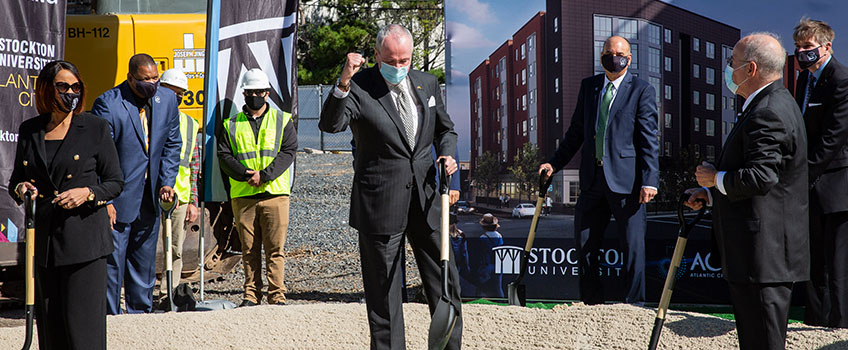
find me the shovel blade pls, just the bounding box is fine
[428,296,457,350]
[507,282,526,306]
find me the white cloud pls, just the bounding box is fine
[447,0,498,24]
[447,21,496,49]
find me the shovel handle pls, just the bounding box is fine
[676,193,706,239]
[523,170,550,252]
[159,192,180,219]
[439,159,451,262]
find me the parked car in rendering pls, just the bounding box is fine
[455,201,475,214]
[512,203,536,218]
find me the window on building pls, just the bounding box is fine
[555,138,560,149]
[664,28,672,44]
[631,44,639,70]
[616,18,638,40]
[706,119,715,136]
[521,43,526,59]
[723,121,727,135]
[568,181,580,203]
[516,98,519,111]
[693,90,700,105]
[664,141,672,157]
[706,67,715,85]
[522,94,527,111]
[706,41,715,59]
[706,145,716,162]
[522,120,527,136]
[593,41,603,71]
[693,37,700,52]
[495,86,500,100]
[522,69,526,85]
[594,16,612,37]
[530,89,535,104]
[730,98,735,111]
[515,49,519,61]
[664,56,672,72]
[555,107,560,123]
[694,117,700,132]
[665,85,672,100]
[649,76,661,108]
[529,63,535,77]
[693,64,700,78]
[555,78,559,93]
[648,24,661,45]
[554,47,559,63]
[664,112,672,129]
[706,93,715,111]
[515,73,519,86]
[554,17,559,33]
[516,123,520,136]
[497,130,501,142]
[694,144,701,158]
[723,96,727,110]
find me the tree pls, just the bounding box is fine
[508,143,542,201]
[474,151,501,204]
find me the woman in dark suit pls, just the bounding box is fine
[7,60,123,350]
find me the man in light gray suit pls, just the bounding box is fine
[319,24,461,350]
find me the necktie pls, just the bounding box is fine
[596,82,614,163]
[139,107,149,152]
[802,74,816,115]
[392,84,417,150]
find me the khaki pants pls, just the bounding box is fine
[159,202,188,296]
[232,195,289,304]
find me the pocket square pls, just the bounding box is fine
[427,96,436,107]
[807,102,823,107]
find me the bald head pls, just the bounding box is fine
[735,33,786,81]
[603,36,631,55]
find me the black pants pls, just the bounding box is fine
[805,200,848,327]
[728,281,793,350]
[36,257,108,350]
[573,167,646,304]
[358,188,462,350]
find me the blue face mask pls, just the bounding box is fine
[724,62,750,95]
[379,62,409,85]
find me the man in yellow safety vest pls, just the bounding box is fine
[157,68,200,307]
[217,68,297,306]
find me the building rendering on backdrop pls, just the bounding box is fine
[470,0,741,205]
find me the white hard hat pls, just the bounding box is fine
[160,68,189,90]
[241,68,271,90]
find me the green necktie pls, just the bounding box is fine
[596,82,614,163]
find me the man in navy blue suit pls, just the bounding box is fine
[92,54,181,314]
[539,36,659,304]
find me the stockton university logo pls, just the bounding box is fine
[493,246,523,274]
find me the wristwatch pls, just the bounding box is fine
[86,187,95,202]
[337,79,350,92]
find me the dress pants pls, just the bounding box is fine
[728,281,793,350]
[805,195,848,328]
[573,165,646,304]
[107,185,160,314]
[358,187,462,350]
[158,202,188,297]
[232,195,290,304]
[36,257,108,350]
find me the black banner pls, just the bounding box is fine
[0,1,66,247]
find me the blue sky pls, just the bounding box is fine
[445,0,848,161]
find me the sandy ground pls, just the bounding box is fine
[0,303,846,349]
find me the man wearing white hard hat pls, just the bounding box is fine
[156,68,200,307]
[217,68,297,306]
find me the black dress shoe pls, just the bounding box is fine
[239,299,257,307]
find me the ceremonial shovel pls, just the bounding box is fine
[428,159,458,350]
[507,170,552,306]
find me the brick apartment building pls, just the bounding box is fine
[470,0,741,205]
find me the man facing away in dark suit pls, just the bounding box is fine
[538,35,659,305]
[318,24,461,349]
[686,33,809,350]
[92,54,181,314]
[792,18,848,328]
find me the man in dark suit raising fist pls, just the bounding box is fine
[539,35,660,305]
[686,33,809,349]
[319,24,460,350]
[793,18,848,328]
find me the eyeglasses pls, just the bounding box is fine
[55,82,82,93]
[244,89,268,96]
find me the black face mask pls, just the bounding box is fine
[133,79,159,100]
[245,96,266,111]
[58,92,80,113]
[601,54,629,73]
[795,47,822,70]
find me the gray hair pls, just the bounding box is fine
[738,32,786,80]
[376,24,413,52]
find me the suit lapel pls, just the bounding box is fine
[31,115,49,175]
[589,75,603,136]
[608,72,632,122]
[372,69,413,153]
[120,83,149,155]
[408,72,430,153]
[718,82,781,165]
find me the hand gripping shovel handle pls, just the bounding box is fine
[159,193,179,312]
[22,190,35,350]
[508,170,552,306]
[648,193,706,350]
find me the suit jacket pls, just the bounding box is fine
[92,81,181,223]
[796,57,848,213]
[711,82,809,284]
[319,67,457,234]
[548,72,659,194]
[7,113,124,267]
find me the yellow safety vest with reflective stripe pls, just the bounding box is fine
[223,108,292,198]
[174,112,198,204]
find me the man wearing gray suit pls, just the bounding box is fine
[319,24,461,350]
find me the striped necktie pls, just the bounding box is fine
[140,107,149,151]
[802,74,816,115]
[392,84,417,149]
